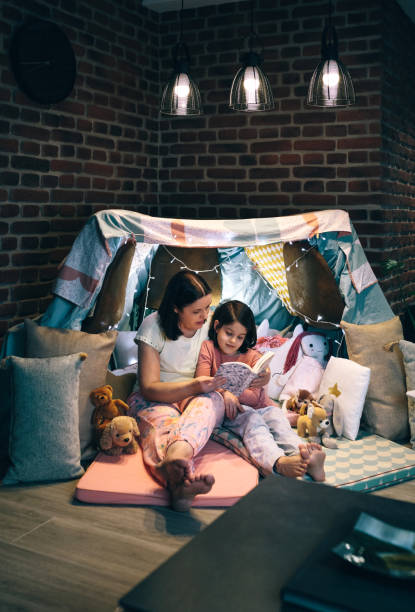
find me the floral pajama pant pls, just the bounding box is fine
[224,405,303,476]
[127,390,225,484]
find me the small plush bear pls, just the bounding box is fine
[90,384,129,448]
[99,415,140,456]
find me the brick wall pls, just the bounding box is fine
[0,0,159,343]
[378,0,415,315]
[0,0,414,347]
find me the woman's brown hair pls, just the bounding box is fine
[158,270,212,340]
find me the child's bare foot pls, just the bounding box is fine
[170,473,215,512]
[307,449,326,482]
[274,455,308,478]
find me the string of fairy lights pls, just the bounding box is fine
[139,239,344,355]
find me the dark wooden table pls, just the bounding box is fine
[120,477,415,612]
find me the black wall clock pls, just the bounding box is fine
[10,19,77,105]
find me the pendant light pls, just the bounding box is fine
[160,0,202,116]
[229,0,274,112]
[307,0,355,107]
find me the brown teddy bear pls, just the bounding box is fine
[296,402,330,442]
[99,416,140,456]
[90,384,129,447]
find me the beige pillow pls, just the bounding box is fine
[24,319,117,459]
[341,317,408,442]
[399,340,415,449]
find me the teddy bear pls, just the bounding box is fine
[99,415,140,456]
[90,384,129,448]
[296,402,330,443]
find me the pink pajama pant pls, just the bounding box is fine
[127,390,225,484]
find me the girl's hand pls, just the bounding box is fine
[222,390,241,420]
[250,367,271,388]
[196,375,227,394]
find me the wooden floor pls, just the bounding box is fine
[1,476,414,612]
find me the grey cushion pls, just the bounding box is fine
[399,339,415,449]
[3,354,86,485]
[24,319,117,459]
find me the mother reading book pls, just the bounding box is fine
[127,270,269,511]
[195,300,326,481]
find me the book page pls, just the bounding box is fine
[252,351,275,374]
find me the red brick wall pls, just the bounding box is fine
[159,0,384,241]
[0,0,159,343]
[378,0,415,314]
[0,0,414,347]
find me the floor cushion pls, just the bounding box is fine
[75,440,259,507]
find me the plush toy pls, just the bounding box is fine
[318,392,346,448]
[257,323,304,400]
[296,402,330,443]
[277,331,330,400]
[90,384,129,447]
[99,415,140,456]
[282,389,314,427]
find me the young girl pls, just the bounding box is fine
[195,300,326,480]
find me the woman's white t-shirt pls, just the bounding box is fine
[135,311,210,383]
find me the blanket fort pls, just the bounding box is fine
[40,208,393,335]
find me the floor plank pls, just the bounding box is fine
[0,472,413,612]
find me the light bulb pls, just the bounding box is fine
[243,67,260,105]
[322,71,340,87]
[174,83,190,97]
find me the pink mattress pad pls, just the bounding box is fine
[75,440,259,507]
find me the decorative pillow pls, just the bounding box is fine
[24,319,117,459]
[399,339,415,449]
[318,356,370,440]
[3,353,86,485]
[0,359,12,473]
[341,317,408,442]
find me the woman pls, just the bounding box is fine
[128,269,269,511]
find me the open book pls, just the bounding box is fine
[214,351,275,396]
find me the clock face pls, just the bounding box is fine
[10,19,77,105]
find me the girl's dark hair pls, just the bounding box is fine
[208,300,256,353]
[158,270,212,340]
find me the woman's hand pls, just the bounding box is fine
[195,375,227,394]
[222,390,241,420]
[250,367,271,388]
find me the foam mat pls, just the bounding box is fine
[75,439,259,507]
[323,434,415,492]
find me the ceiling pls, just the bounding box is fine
[142,0,415,23]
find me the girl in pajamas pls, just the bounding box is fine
[195,300,326,480]
[127,270,270,511]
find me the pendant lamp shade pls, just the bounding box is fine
[229,51,274,112]
[160,50,202,116]
[307,3,355,108]
[229,1,274,113]
[160,0,202,117]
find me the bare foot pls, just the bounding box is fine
[155,457,192,486]
[298,443,313,463]
[274,455,308,478]
[307,449,326,482]
[155,457,215,512]
[170,473,215,512]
